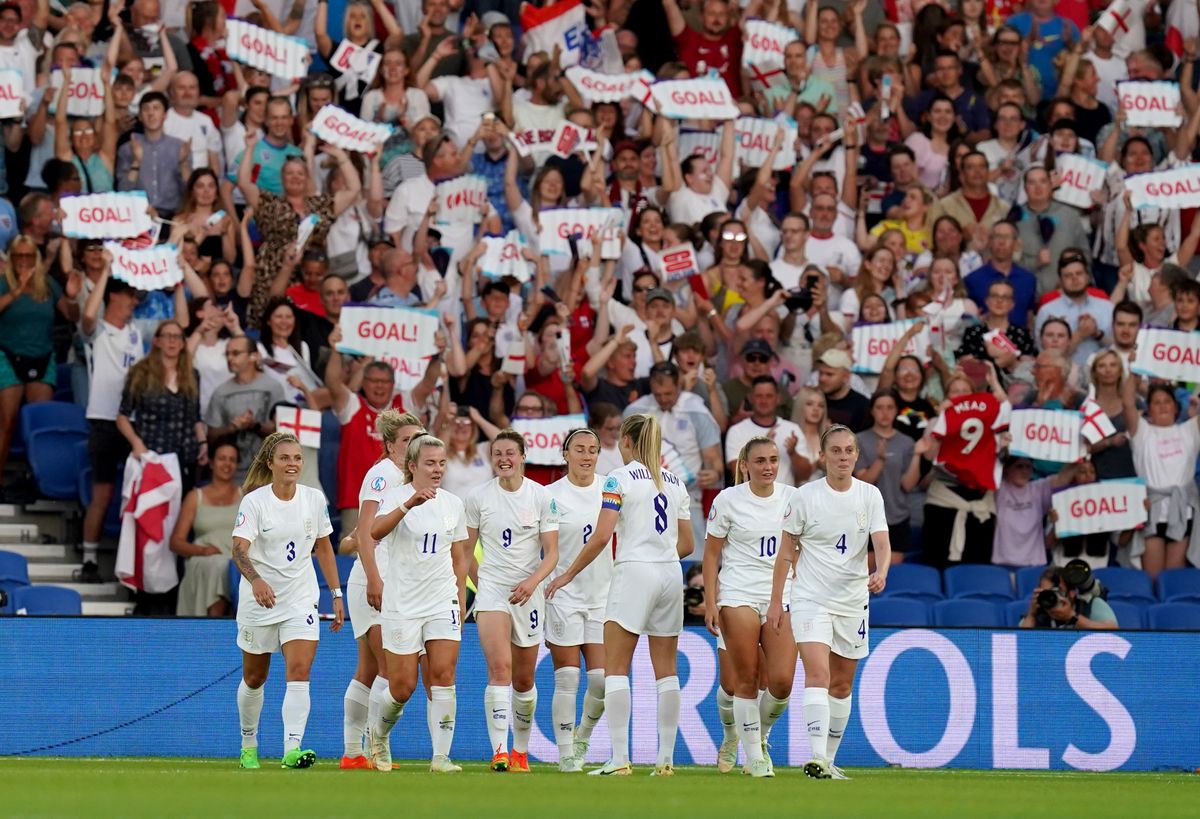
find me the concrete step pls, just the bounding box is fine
[0,522,38,542]
[27,562,81,582]
[0,503,20,518]
[0,542,70,560]
[82,600,135,616]
[42,580,124,598]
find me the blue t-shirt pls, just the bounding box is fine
[228,138,304,197]
[1007,14,1079,100]
[964,263,1039,328]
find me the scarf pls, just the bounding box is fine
[926,478,996,562]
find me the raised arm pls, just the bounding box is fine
[314,0,334,59]
[663,0,687,37]
[715,120,736,192]
[52,67,72,162]
[326,146,363,218]
[237,130,262,212]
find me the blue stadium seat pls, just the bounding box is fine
[12,585,83,615]
[881,563,943,603]
[1005,599,1030,627]
[1157,569,1200,603]
[0,550,30,584]
[1107,600,1145,629]
[870,598,929,627]
[0,579,27,613]
[28,427,89,499]
[228,561,241,612]
[1015,566,1046,599]
[1147,603,1200,631]
[932,599,1004,627]
[1094,568,1155,604]
[944,565,1014,603]
[19,400,88,443]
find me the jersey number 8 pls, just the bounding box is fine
[653,493,668,534]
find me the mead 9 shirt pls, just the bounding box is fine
[547,475,612,611]
[602,461,690,564]
[346,458,405,588]
[465,478,559,590]
[783,478,887,616]
[380,486,466,619]
[232,484,334,626]
[930,393,1011,491]
[706,482,792,604]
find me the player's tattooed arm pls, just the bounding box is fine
[232,538,260,582]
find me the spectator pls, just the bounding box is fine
[187,296,243,419]
[1013,167,1091,294]
[185,0,234,109]
[226,96,303,201]
[53,66,117,194]
[1007,0,1080,100]
[164,71,222,171]
[904,95,960,191]
[724,375,810,488]
[417,28,503,150]
[964,221,1038,328]
[667,125,734,227]
[438,404,496,498]
[803,193,862,303]
[281,251,331,320]
[671,329,728,429]
[204,335,284,481]
[1045,459,1116,569]
[993,457,1077,568]
[588,401,625,475]
[314,0,404,117]
[1019,564,1118,630]
[663,0,743,98]
[932,151,1008,236]
[814,348,869,431]
[855,392,923,562]
[1034,250,1114,367]
[171,439,242,617]
[115,91,188,218]
[169,169,236,269]
[359,44,432,129]
[580,324,639,412]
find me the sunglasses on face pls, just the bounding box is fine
[722,231,748,242]
[744,353,770,364]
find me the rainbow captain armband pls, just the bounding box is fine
[601,475,622,511]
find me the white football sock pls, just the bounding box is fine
[552,667,581,758]
[429,685,456,758]
[604,675,631,766]
[373,688,406,739]
[484,685,510,755]
[655,676,680,768]
[577,668,605,741]
[367,676,387,736]
[827,694,852,764]
[511,686,537,754]
[716,685,736,743]
[759,690,790,737]
[734,696,763,764]
[342,679,370,757]
[237,679,264,750]
[282,681,310,752]
[803,687,830,761]
[82,541,98,564]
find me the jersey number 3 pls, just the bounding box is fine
[653,493,668,534]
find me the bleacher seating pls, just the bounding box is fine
[0,549,30,585]
[1107,600,1145,629]
[1094,568,1156,604]
[12,585,83,615]
[1147,603,1200,631]
[881,563,943,604]
[933,599,1004,627]
[870,597,930,627]
[1015,566,1045,600]
[943,565,1014,603]
[21,402,90,500]
[1005,600,1029,627]
[1157,569,1200,603]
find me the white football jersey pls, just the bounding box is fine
[381,486,466,618]
[232,484,334,625]
[464,478,559,588]
[347,458,405,587]
[783,478,887,616]
[547,475,612,610]
[603,460,690,565]
[706,482,793,605]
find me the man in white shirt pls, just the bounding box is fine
[0,0,45,94]
[507,60,583,165]
[667,121,735,226]
[724,375,810,487]
[804,193,861,304]
[418,36,504,150]
[771,212,809,289]
[164,71,222,172]
[384,133,479,261]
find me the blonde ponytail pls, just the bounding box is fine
[621,413,664,492]
[243,432,301,493]
[376,410,423,463]
[733,435,776,485]
[403,432,446,484]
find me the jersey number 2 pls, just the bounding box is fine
[653,493,668,534]
[583,523,593,544]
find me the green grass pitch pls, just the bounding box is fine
[1,759,1198,818]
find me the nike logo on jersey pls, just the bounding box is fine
[263,526,273,532]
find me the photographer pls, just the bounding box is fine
[1019,562,1119,630]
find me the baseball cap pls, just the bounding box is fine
[740,339,776,359]
[818,349,853,371]
[612,139,639,158]
[481,10,510,31]
[645,287,672,305]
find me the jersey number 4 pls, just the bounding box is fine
[835,534,846,555]
[653,493,668,534]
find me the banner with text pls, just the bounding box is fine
[1053,153,1107,209]
[1117,80,1182,128]
[62,192,154,239]
[434,174,489,223]
[337,304,440,365]
[678,129,721,167]
[1126,163,1200,210]
[1052,478,1147,538]
[512,414,588,466]
[742,18,797,90]
[1131,326,1200,381]
[520,0,588,67]
[1009,408,1087,463]
[851,320,931,374]
[329,40,381,88]
[649,76,739,121]
[227,18,310,80]
[656,243,700,283]
[48,67,106,117]
[734,114,798,171]
[565,66,654,104]
[0,68,22,119]
[104,242,182,290]
[537,207,623,256]
[509,127,557,158]
[310,105,394,154]
[478,230,534,282]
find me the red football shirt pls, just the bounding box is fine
[931,393,1011,491]
[674,26,743,98]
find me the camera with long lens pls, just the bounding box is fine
[784,274,821,313]
[1037,587,1070,611]
[683,586,704,608]
[1060,558,1105,602]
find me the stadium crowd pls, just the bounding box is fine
[0,0,1198,627]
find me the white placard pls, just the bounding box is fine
[62,192,154,239]
[1078,398,1118,445]
[742,18,798,90]
[478,230,534,282]
[850,320,931,374]
[275,406,322,449]
[227,18,310,79]
[1127,163,1200,210]
[1052,478,1147,538]
[501,339,527,375]
[1053,153,1107,209]
[329,40,382,87]
[734,114,797,171]
[309,105,394,154]
[512,413,588,466]
[509,126,558,158]
[104,242,182,290]
[655,243,700,283]
[678,130,721,167]
[565,66,654,104]
[537,207,624,256]
[1008,408,1087,463]
[649,75,739,121]
[1117,80,1182,128]
[520,0,588,68]
[294,213,319,252]
[549,121,598,159]
[336,304,441,361]
[1131,326,1200,381]
[434,175,489,224]
[0,68,22,119]
[600,227,623,261]
[48,67,105,117]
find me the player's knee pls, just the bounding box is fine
[488,661,513,683]
[829,680,852,699]
[389,677,416,703]
[733,682,758,699]
[512,670,535,691]
[243,670,267,689]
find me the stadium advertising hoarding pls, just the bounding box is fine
[0,621,1195,771]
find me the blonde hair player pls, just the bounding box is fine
[338,410,423,770]
[366,433,471,773]
[767,425,890,780]
[231,433,341,771]
[703,436,798,779]
[546,428,613,772]
[465,429,560,773]
[546,414,694,777]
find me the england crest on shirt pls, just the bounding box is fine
[856,510,867,532]
[304,518,314,537]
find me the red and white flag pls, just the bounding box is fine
[1079,398,1117,445]
[1166,0,1199,58]
[520,0,589,67]
[275,406,323,449]
[742,18,796,91]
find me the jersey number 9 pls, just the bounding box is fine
[653,493,668,534]
[501,528,512,549]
